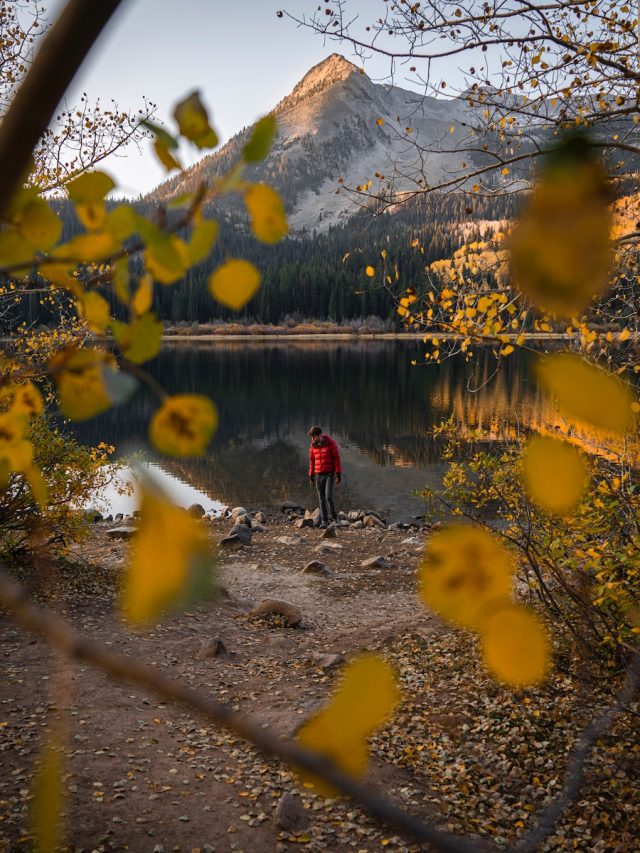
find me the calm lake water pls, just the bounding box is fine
[70,340,545,520]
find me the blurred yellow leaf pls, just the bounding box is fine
[49,348,113,420]
[25,464,48,507]
[419,525,515,629]
[242,114,277,162]
[154,138,182,172]
[67,171,115,230]
[132,274,153,316]
[122,488,212,624]
[188,219,219,265]
[298,655,399,794]
[145,236,189,285]
[114,313,162,365]
[209,258,261,310]
[11,382,43,417]
[0,413,33,471]
[149,393,217,456]
[56,232,117,263]
[17,197,62,250]
[481,603,550,686]
[32,736,65,853]
[365,265,375,277]
[522,436,588,514]
[173,91,218,149]
[78,291,111,333]
[510,134,610,315]
[244,184,288,244]
[537,353,634,435]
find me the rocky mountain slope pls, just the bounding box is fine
[147,54,496,232]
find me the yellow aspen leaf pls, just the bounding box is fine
[365,265,375,277]
[56,232,117,263]
[481,604,550,686]
[244,184,288,244]
[78,291,111,333]
[149,393,218,456]
[522,436,588,514]
[500,344,514,356]
[376,117,384,126]
[115,313,163,365]
[501,167,510,176]
[154,138,182,172]
[66,170,115,203]
[145,236,188,285]
[11,383,43,417]
[537,353,634,435]
[132,274,154,316]
[25,464,48,507]
[173,91,219,149]
[114,258,130,304]
[510,134,610,315]
[18,197,62,250]
[619,328,631,341]
[297,655,399,794]
[188,219,219,265]
[106,205,139,242]
[0,229,36,265]
[122,488,213,624]
[419,525,515,629]
[32,736,65,853]
[242,114,277,162]
[49,348,113,421]
[477,296,491,313]
[0,413,33,471]
[209,259,261,310]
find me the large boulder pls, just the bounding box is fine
[83,507,103,523]
[195,638,227,660]
[250,599,302,627]
[320,524,337,539]
[364,514,385,529]
[230,523,252,545]
[230,506,248,519]
[254,511,267,524]
[281,500,304,512]
[188,503,205,518]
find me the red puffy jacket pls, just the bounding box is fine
[309,434,341,476]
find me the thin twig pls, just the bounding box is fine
[0,0,126,216]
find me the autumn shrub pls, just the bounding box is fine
[0,416,116,562]
[428,420,640,667]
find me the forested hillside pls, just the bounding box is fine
[10,191,519,330]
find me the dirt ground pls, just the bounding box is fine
[1,514,438,853]
[1,513,638,853]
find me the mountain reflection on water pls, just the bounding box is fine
[70,340,544,520]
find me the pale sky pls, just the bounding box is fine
[41,0,467,196]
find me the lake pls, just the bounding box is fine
[70,340,545,521]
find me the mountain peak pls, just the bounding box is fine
[288,53,363,99]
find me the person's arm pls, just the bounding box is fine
[309,445,315,481]
[330,438,342,482]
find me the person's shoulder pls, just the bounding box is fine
[325,434,338,445]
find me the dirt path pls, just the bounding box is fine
[0,516,437,853]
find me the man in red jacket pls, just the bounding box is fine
[308,425,342,528]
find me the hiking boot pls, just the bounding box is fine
[318,522,328,529]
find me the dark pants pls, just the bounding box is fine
[314,473,336,523]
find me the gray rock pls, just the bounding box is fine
[83,507,103,523]
[235,513,253,526]
[230,523,252,545]
[311,652,345,670]
[302,560,331,577]
[347,510,360,522]
[250,599,302,627]
[320,524,336,539]
[361,555,391,569]
[218,534,243,548]
[218,505,230,517]
[230,506,248,519]
[251,521,267,532]
[402,536,422,546]
[314,542,343,553]
[294,517,313,529]
[103,514,113,523]
[188,503,205,518]
[364,514,386,529]
[351,520,364,529]
[196,638,227,660]
[310,508,321,526]
[281,500,304,512]
[274,792,309,833]
[107,526,137,540]
[254,511,267,524]
[338,511,348,520]
[365,509,383,520]
[276,535,308,546]
[114,512,124,521]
